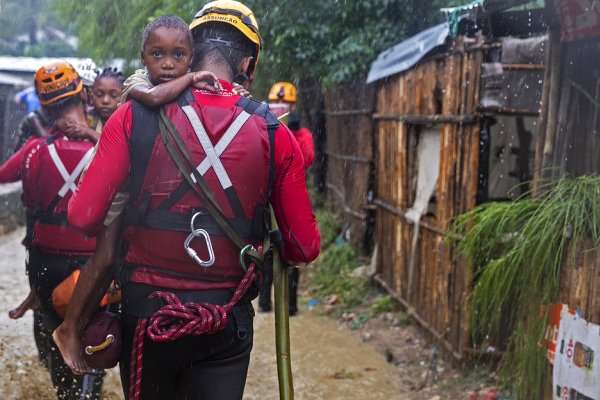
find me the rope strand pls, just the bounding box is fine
[128,263,257,400]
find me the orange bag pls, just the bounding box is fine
[51,270,121,318]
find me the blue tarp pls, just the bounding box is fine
[366,22,450,84]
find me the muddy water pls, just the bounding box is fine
[0,228,122,399]
[0,227,406,399]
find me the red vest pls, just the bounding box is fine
[23,133,96,255]
[123,93,277,289]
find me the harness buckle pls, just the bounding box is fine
[184,212,215,267]
[239,244,255,272]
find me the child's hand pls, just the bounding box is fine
[64,122,91,140]
[192,71,222,93]
[56,118,96,141]
[232,83,252,98]
[55,117,76,133]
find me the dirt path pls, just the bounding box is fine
[0,227,408,399]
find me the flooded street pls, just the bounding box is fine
[0,227,407,399]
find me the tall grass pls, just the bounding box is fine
[449,176,600,399]
[310,243,368,309]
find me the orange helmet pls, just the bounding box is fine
[268,82,297,103]
[34,61,83,106]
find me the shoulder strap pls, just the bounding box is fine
[129,100,160,202]
[233,98,279,199]
[265,110,279,199]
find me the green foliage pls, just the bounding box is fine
[24,39,76,57]
[449,176,600,399]
[50,0,169,61]
[248,0,452,87]
[0,0,30,52]
[320,242,358,269]
[371,295,394,315]
[310,243,367,309]
[315,207,341,248]
[48,0,455,88]
[0,0,77,56]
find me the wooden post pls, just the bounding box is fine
[541,33,563,179]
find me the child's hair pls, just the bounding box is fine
[95,67,125,86]
[141,14,193,54]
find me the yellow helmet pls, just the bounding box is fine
[190,1,262,73]
[268,82,297,103]
[34,61,83,106]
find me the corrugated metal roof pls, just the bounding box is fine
[0,72,29,87]
[366,22,450,84]
[0,56,100,74]
[366,0,545,84]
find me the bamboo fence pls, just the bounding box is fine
[321,33,600,362]
[535,33,600,325]
[323,82,375,253]
[373,42,484,359]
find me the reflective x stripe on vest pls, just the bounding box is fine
[180,105,251,189]
[47,143,95,198]
[180,104,248,218]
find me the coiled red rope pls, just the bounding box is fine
[128,262,257,400]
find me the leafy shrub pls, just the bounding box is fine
[371,295,394,315]
[316,208,342,248]
[310,243,368,309]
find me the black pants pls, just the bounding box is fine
[27,248,104,400]
[120,284,255,400]
[258,263,299,315]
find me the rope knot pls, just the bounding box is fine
[145,291,229,342]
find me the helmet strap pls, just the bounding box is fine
[200,37,246,83]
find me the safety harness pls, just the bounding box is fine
[124,90,277,249]
[126,90,279,400]
[34,134,95,226]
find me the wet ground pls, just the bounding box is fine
[0,227,408,399]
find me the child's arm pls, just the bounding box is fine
[128,71,221,107]
[53,216,122,373]
[66,216,122,334]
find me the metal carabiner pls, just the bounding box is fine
[184,212,215,267]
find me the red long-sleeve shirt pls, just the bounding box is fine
[69,81,320,268]
[292,127,315,168]
[0,136,41,185]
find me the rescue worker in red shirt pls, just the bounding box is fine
[260,81,316,315]
[267,81,315,168]
[0,61,103,399]
[68,2,320,399]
